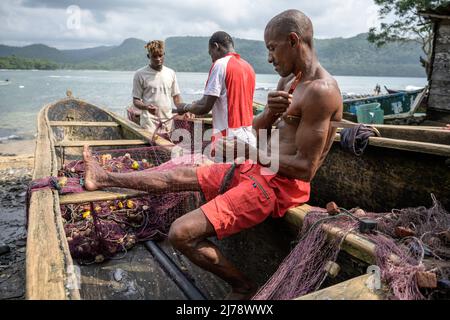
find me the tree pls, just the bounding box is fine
[368,0,449,77]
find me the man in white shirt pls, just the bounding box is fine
[131,40,186,134]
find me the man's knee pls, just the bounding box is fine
[168,218,194,251]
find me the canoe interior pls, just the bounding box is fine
[48,100,142,142]
[311,143,450,211]
[41,99,372,300]
[31,98,448,300]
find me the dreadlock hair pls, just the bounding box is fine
[209,31,234,49]
[145,40,165,56]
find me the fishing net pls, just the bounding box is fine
[57,145,208,264]
[252,208,357,300]
[27,119,216,264]
[253,197,450,300]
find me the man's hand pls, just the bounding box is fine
[267,91,293,116]
[182,112,195,119]
[147,104,158,115]
[174,112,195,120]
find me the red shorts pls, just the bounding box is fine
[196,161,310,239]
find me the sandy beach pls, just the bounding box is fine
[0,139,34,299]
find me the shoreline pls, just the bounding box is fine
[0,150,32,299]
[0,139,35,169]
[0,68,428,79]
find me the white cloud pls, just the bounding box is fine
[0,0,381,49]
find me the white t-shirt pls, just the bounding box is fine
[132,65,180,132]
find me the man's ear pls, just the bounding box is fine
[288,32,300,48]
[146,53,150,59]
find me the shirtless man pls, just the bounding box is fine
[82,9,342,299]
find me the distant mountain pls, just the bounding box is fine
[0,34,426,77]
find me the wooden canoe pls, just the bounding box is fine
[28,97,298,300]
[28,97,449,300]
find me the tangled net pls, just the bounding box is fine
[58,146,206,264]
[253,197,450,300]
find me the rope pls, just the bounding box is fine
[151,114,177,143]
[340,124,380,156]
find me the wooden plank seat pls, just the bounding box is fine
[54,139,149,147]
[49,121,120,127]
[59,189,148,205]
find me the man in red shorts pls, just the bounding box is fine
[83,9,343,299]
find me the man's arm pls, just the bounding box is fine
[277,82,338,181]
[172,94,182,107]
[133,97,157,114]
[253,76,293,132]
[132,72,157,114]
[172,94,195,119]
[177,95,218,116]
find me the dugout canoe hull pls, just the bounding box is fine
[29,97,449,300]
[28,98,324,300]
[27,98,179,300]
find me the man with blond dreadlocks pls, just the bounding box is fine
[129,40,188,133]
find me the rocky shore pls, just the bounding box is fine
[0,153,33,299]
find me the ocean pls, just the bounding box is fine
[0,69,427,140]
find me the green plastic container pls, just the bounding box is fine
[356,103,384,124]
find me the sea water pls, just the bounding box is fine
[0,69,427,140]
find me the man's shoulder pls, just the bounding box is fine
[214,56,230,68]
[307,78,339,98]
[134,65,150,75]
[161,66,177,78]
[241,58,255,74]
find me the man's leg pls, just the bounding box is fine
[168,208,257,300]
[84,146,255,298]
[83,145,201,193]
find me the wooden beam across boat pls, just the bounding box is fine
[284,205,399,265]
[335,134,450,157]
[296,274,386,300]
[59,189,148,205]
[49,121,119,127]
[55,139,149,147]
[101,108,174,148]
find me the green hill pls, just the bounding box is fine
[0,34,426,77]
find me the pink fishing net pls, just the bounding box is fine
[58,146,207,264]
[253,198,449,300]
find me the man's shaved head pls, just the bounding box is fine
[265,9,314,47]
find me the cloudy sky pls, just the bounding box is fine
[0,0,383,49]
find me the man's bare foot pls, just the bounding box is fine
[83,145,109,191]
